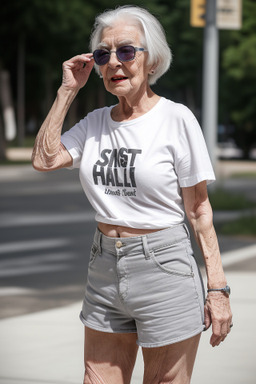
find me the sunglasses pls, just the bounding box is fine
[93,45,147,66]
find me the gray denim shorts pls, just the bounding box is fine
[80,224,205,348]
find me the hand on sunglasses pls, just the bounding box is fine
[62,54,95,91]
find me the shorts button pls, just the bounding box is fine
[116,240,123,248]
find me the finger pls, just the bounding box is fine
[210,333,227,347]
[63,54,94,69]
[210,333,220,347]
[66,53,93,63]
[82,57,95,69]
[211,320,230,347]
[221,322,229,337]
[210,322,223,347]
[204,306,211,330]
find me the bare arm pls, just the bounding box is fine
[182,181,232,347]
[32,54,94,171]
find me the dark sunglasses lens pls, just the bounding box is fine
[93,49,110,65]
[117,46,135,62]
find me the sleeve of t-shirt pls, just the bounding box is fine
[61,117,88,169]
[175,110,215,187]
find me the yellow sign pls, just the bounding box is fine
[190,0,206,27]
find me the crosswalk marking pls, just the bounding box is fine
[0,238,71,254]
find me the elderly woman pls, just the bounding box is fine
[32,5,232,384]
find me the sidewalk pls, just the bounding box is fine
[0,252,255,384]
[6,147,33,162]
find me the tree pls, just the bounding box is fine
[0,0,97,138]
[1,0,255,154]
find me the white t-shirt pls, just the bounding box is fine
[61,97,215,229]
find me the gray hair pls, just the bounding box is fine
[90,5,172,85]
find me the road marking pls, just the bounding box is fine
[0,249,75,278]
[0,264,70,277]
[0,287,37,296]
[0,238,71,254]
[0,183,83,196]
[0,211,95,228]
[0,251,74,268]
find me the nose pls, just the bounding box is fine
[108,51,121,68]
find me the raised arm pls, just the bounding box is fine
[182,181,232,347]
[32,54,94,171]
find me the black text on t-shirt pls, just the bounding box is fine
[93,148,142,187]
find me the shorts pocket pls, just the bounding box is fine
[89,243,99,267]
[151,241,193,277]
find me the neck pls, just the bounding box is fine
[112,87,160,122]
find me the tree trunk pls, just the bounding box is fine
[0,70,17,142]
[0,114,6,161]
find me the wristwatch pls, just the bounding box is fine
[207,285,231,296]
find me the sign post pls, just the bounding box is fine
[201,0,219,167]
[190,0,242,171]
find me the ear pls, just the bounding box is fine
[149,64,157,75]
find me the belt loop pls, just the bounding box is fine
[142,236,151,260]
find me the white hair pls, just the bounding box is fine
[90,5,172,85]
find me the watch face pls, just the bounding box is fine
[223,285,231,295]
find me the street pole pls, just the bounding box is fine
[202,0,219,171]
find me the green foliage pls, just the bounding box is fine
[219,216,256,236]
[209,188,256,211]
[0,0,255,146]
[219,0,256,157]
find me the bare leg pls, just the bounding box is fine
[83,327,138,384]
[142,334,201,384]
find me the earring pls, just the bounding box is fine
[150,70,155,74]
[99,74,103,79]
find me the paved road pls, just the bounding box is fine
[0,164,256,319]
[0,163,256,383]
[0,166,96,318]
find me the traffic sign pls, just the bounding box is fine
[190,0,206,27]
[217,0,242,29]
[190,0,242,29]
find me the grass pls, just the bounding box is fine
[231,172,256,179]
[209,188,256,211]
[6,136,36,148]
[209,188,256,236]
[218,215,256,236]
[0,159,31,166]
